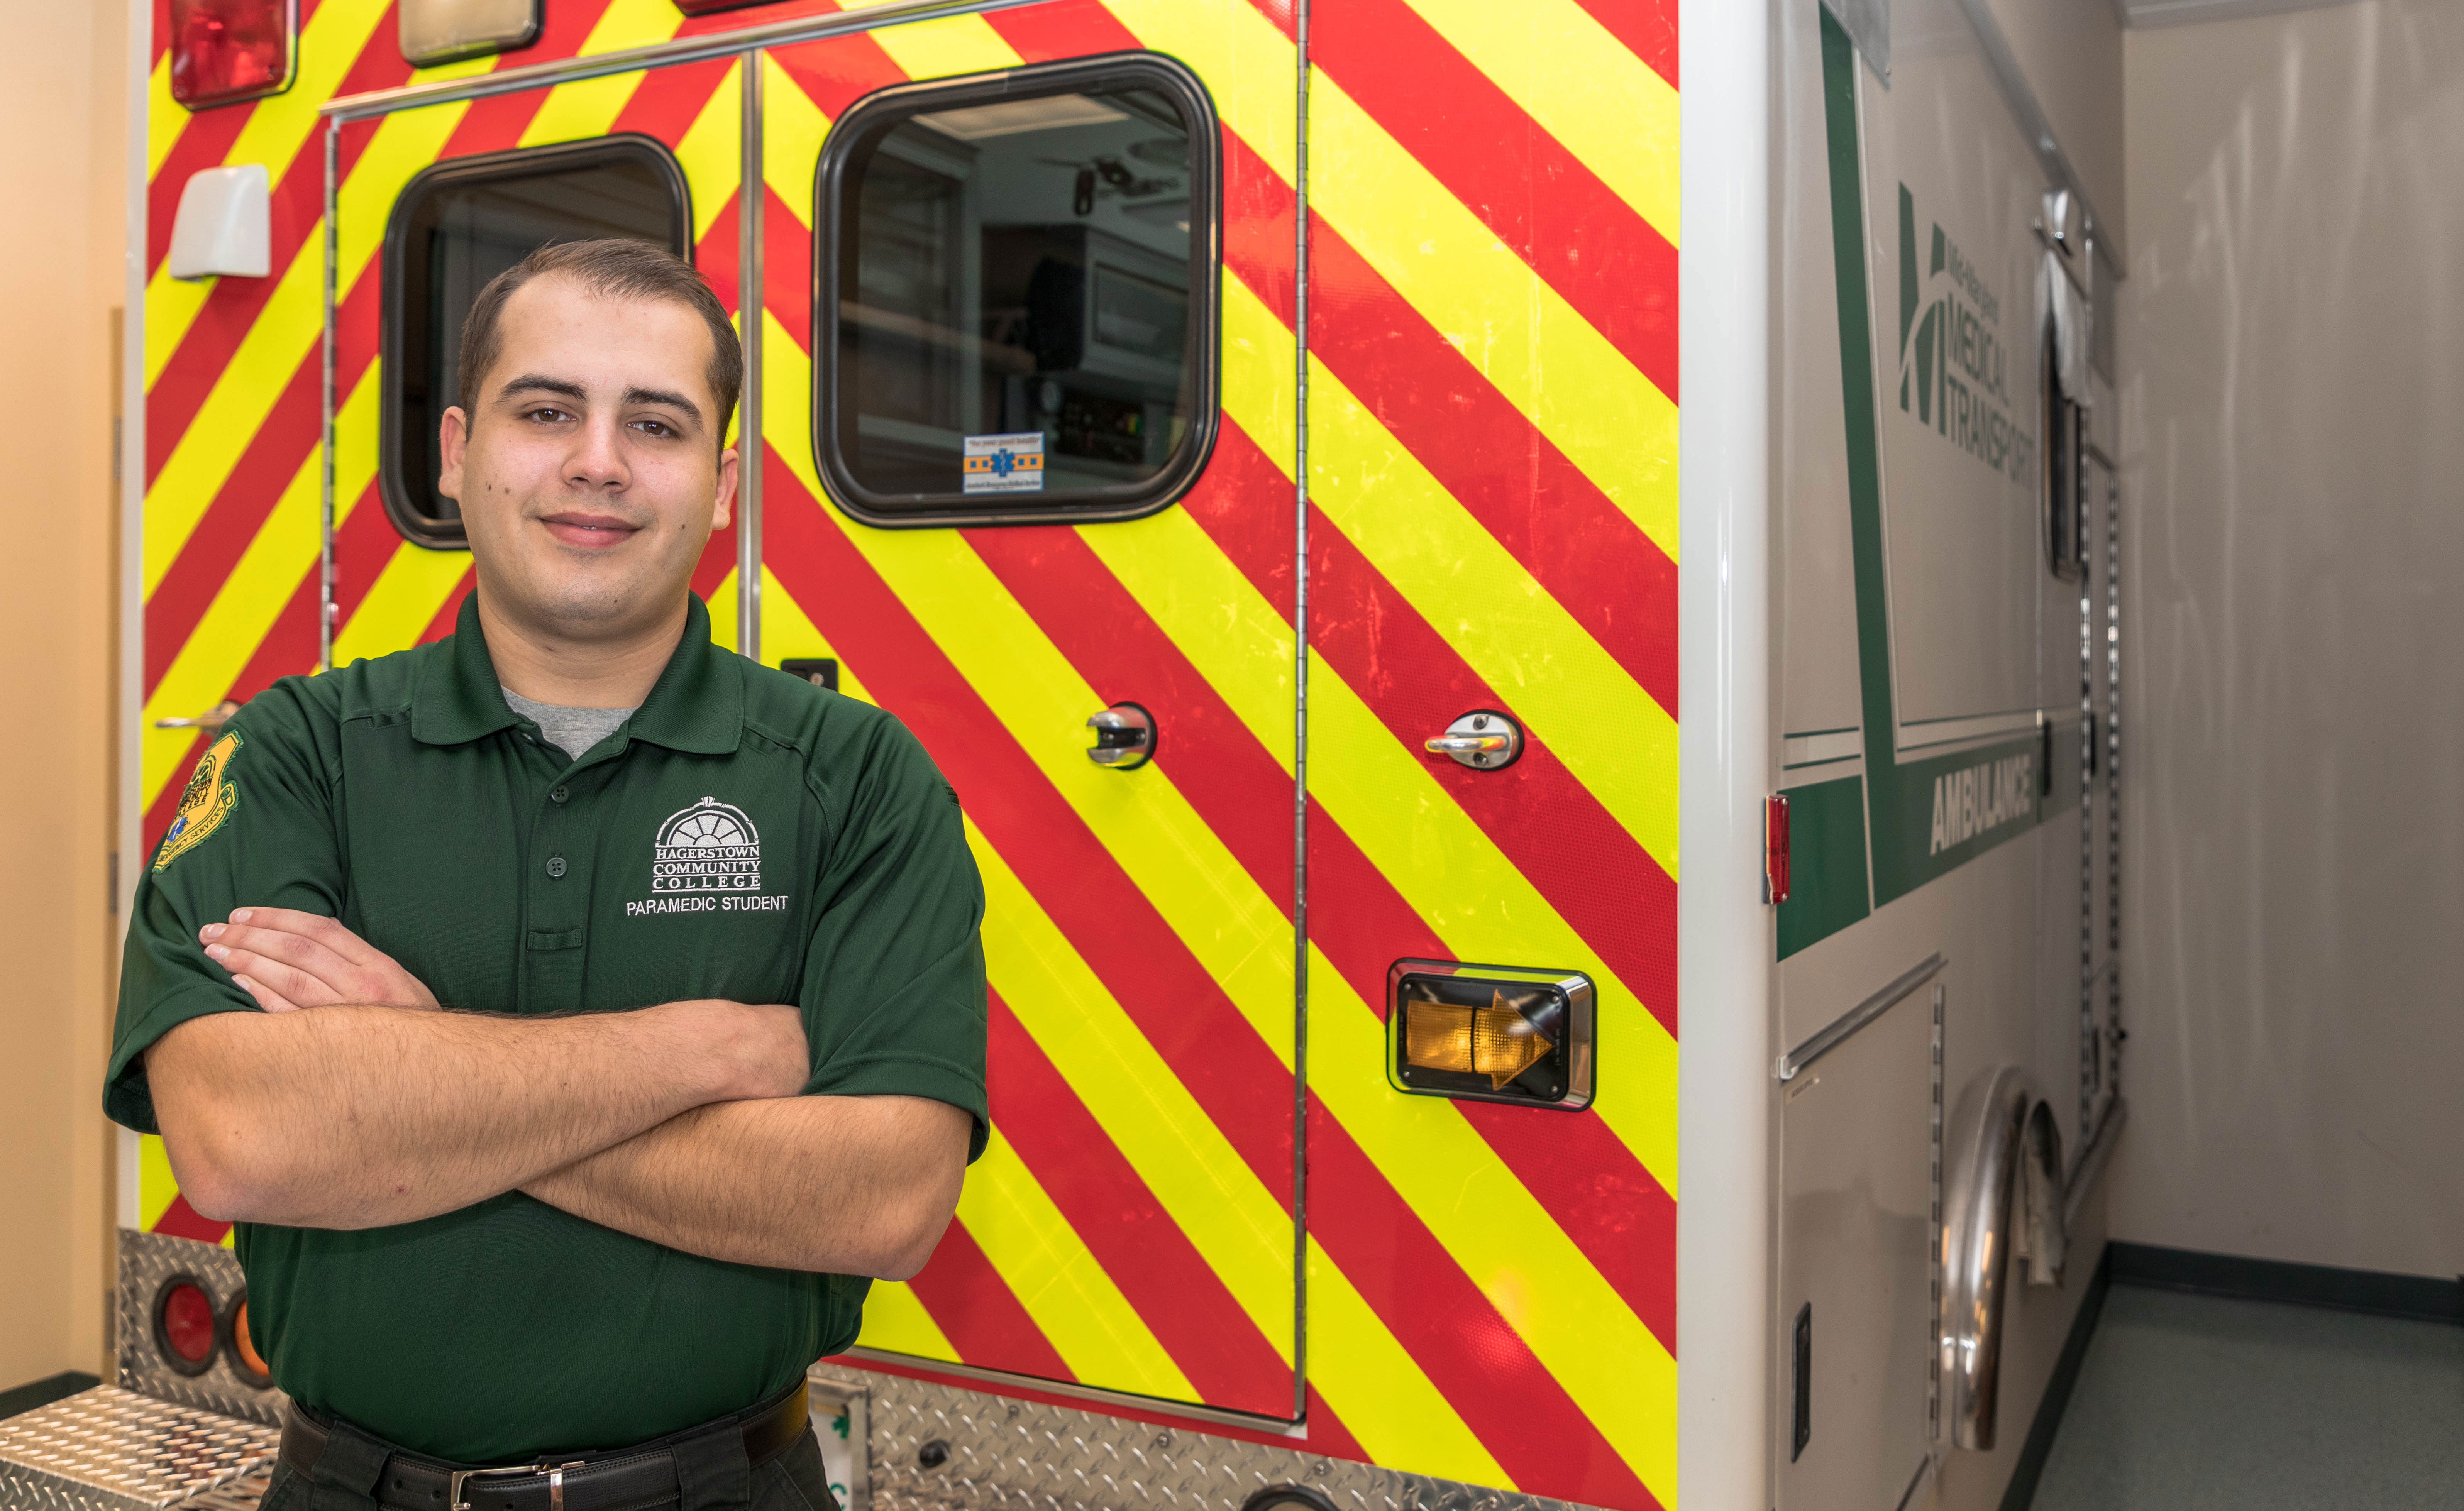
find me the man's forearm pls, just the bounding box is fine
[148,1000,798,1230]
[521,1095,969,1276]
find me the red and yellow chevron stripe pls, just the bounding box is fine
[139,1,1678,1506]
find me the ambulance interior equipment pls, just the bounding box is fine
[818,56,1214,523]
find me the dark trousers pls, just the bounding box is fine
[259,1403,837,1511]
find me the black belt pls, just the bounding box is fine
[279,1381,809,1511]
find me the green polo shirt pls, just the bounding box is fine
[106,593,988,1463]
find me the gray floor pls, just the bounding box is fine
[2030,1284,2464,1509]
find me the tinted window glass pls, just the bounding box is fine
[819,58,1218,525]
[382,137,688,548]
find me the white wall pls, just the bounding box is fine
[2113,0,2464,1280]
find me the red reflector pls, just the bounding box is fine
[169,0,296,110]
[159,1281,215,1364]
[1767,794,1792,904]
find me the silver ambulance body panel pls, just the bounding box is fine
[1771,0,2120,1505]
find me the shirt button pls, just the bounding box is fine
[549,785,570,804]
[546,854,568,879]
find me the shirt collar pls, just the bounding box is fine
[411,591,743,756]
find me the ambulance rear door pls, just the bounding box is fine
[755,5,1301,1424]
[1299,0,1681,1504]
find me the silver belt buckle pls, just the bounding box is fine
[448,1460,584,1511]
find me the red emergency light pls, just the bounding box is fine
[169,0,297,110]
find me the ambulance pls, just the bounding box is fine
[0,0,2124,1508]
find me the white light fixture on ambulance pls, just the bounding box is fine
[166,165,272,281]
[400,0,542,69]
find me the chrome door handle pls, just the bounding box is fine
[154,700,240,733]
[1086,703,1155,770]
[1426,710,1522,770]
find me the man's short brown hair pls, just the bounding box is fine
[457,239,743,444]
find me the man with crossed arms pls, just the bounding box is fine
[107,239,986,1511]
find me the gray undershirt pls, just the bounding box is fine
[502,686,639,761]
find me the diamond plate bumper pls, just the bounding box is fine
[2,1237,1584,1511]
[0,1387,276,1511]
[838,1365,1591,1511]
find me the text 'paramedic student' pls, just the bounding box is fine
[103,239,991,1511]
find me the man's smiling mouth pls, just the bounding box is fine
[539,511,642,549]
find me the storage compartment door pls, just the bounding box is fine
[1775,985,1937,1511]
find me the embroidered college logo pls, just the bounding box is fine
[652,797,762,893]
[155,731,242,872]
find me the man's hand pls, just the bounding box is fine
[201,907,440,1013]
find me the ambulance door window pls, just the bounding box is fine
[815,54,1219,526]
[380,137,691,548]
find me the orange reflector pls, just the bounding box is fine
[232,1296,268,1377]
[1402,990,1556,1090]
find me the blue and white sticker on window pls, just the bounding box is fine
[963,431,1045,494]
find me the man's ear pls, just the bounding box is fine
[437,406,470,501]
[709,443,739,533]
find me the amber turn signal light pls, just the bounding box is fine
[1387,960,1595,1110]
[1403,990,1556,1090]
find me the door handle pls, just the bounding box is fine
[154,700,240,734]
[1086,703,1155,770]
[1425,710,1523,770]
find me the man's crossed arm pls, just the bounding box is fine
[144,909,969,1279]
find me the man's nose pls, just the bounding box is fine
[565,414,630,489]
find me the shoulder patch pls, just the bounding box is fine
[155,731,243,872]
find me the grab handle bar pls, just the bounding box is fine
[1941,1066,2067,1451]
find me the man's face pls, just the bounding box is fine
[438,274,736,643]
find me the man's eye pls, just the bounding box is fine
[526,407,571,423]
[633,419,675,438]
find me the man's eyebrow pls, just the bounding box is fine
[494,374,588,403]
[623,386,705,427]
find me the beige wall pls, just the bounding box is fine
[1981,0,2128,249]
[2113,0,2464,1279]
[0,0,129,1388]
